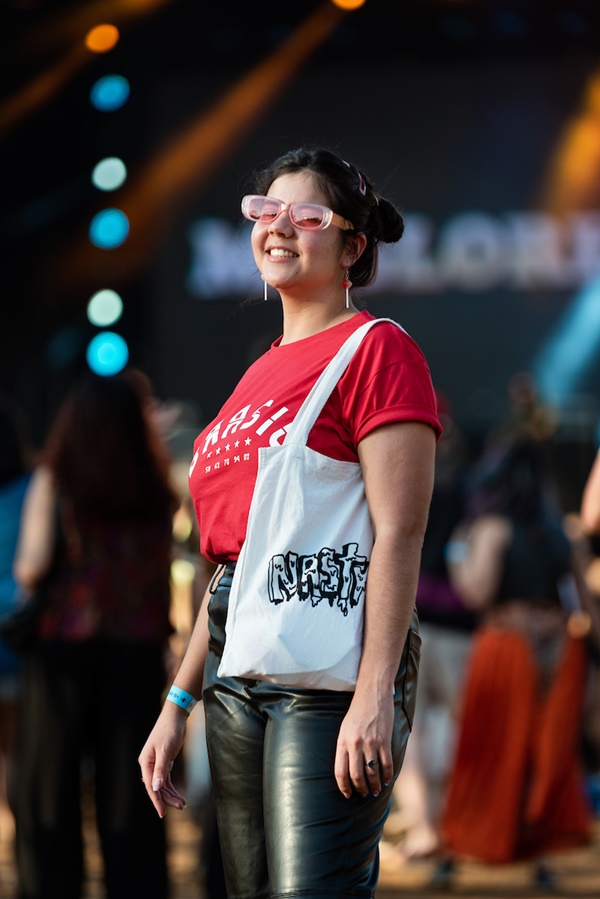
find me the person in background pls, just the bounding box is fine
[581,446,600,536]
[434,435,595,890]
[0,397,33,857]
[383,393,475,864]
[139,146,441,898]
[13,371,178,899]
[578,441,600,811]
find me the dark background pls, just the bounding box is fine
[2,0,600,506]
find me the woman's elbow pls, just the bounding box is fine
[581,507,600,536]
[13,559,43,590]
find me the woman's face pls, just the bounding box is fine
[250,170,349,298]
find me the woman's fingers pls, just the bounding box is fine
[335,745,391,798]
[138,706,189,817]
[157,780,187,810]
[364,756,383,796]
[334,747,353,798]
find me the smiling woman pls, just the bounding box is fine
[139,146,441,899]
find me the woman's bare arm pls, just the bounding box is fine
[13,465,57,589]
[447,515,512,610]
[581,450,600,535]
[334,421,436,799]
[138,578,212,817]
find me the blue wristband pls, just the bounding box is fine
[166,685,198,713]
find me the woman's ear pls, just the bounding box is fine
[342,232,367,268]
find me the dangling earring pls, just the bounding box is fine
[261,275,268,302]
[342,269,352,309]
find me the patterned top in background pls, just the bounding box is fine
[40,516,174,643]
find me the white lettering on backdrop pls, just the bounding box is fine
[185,211,600,298]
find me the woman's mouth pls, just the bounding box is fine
[267,248,298,258]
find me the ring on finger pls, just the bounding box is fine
[366,758,379,770]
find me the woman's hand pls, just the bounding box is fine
[138,703,189,817]
[140,582,211,815]
[334,688,394,799]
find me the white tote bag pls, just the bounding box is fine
[217,318,400,691]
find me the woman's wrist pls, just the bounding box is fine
[165,685,198,714]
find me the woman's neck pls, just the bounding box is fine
[279,299,360,345]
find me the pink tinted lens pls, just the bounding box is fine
[289,203,328,229]
[246,196,282,221]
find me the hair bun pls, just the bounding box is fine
[373,197,405,244]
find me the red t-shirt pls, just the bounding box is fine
[189,311,441,563]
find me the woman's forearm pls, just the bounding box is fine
[355,530,423,696]
[13,466,57,588]
[168,581,212,698]
[581,450,600,535]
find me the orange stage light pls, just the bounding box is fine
[330,0,366,9]
[85,24,120,53]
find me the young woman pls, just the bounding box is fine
[0,398,32,848]
[14,372,177,899]
[436,436,595,889]
[139,147,441,898]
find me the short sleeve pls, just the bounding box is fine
[339,321,442,445]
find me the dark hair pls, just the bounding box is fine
[0,394,31,485]
[43,372,176,523]
[466,437,554,523]
[250,147,405,288]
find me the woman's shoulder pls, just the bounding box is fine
[357,312,430,364]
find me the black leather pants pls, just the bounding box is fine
[202,565,420,899]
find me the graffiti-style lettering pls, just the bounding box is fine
[268,553,299,605]
[268,543,369,615]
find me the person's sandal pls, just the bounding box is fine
[428,857,454,890]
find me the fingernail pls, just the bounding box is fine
[152,778,161,792]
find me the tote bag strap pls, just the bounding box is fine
[284,317,401,446]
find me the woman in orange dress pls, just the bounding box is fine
[436,436,595,888]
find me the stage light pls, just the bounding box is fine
[87,289,123,327]
[89,208,130,248]
[534,278,600,403]
[330,0,366,9]
[85,24,120,53]
[89,74,130,111]
[92,157,127,191]
[86,332,129,376]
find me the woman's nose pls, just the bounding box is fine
[269,210,293,234]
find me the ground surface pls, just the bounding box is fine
[1,806,599,899]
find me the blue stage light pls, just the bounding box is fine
[89,208,129,248]
[89,74,130,111]
[86,332,129,376]
[534,278,600,404]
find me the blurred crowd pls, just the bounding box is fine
[1,364,600,898]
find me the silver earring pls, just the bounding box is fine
[342,269,352,309]
[262,276,268,302]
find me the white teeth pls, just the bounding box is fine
[268,249,296,258]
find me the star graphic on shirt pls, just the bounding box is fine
[234,440,240,448]
[207,451,212,459]
[215,447,221,455]
[225,444,231,451]
[244,437,252,446]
